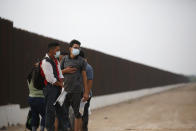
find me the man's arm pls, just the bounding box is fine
[62,66,77,74]
[53,81,63,87]
[58,61,64,79]
[82,70,89,102]
[86,66,94,91]
[60,56,77,74]
[87,80,93,91]
[57,60,64,83]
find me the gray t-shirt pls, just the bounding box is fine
[60,55,87,93]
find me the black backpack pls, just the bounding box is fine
[33,60,45,90]
[27,58,48,90]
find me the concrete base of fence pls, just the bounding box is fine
[90,83,185,110]
[0,83,186,128]
[0,104,29,128]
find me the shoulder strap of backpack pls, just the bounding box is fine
[27,68,33,84]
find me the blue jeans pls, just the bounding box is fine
[28,97,45,128]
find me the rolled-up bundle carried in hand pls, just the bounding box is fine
[79,99,87,115]
[53,88,67,106]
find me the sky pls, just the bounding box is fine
[0,0,196,75]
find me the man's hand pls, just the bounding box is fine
[59,81,64,87]
[62,66,77,74]
[53,81,63,87]
[82,91,89,102]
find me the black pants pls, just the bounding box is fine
[82,97,91,131]
[64,93,83,119]
[43,85,67,131]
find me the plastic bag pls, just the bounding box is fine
[53,88,67,106]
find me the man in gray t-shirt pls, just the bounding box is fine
[60,40,89,131]
[61,55,87,93]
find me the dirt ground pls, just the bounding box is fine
[1,83,196,131]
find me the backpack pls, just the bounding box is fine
[33,60,45,90]
[27,57,48,90]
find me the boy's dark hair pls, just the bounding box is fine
[69,39,81,47]
[60,51,68,56]
[47,42,60,52]
[79,50,87,58]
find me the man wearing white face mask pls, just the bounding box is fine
[41,42,67,131]
[61,40,89,131]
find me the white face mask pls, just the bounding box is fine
[55,51,60,58]
[72,48,80,56]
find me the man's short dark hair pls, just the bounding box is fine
[79,50,87,58]
[47,42,60,52]
[60,51,68,56]
[69,39,81,47]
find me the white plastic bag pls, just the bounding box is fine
[53,88,67,106]
[79,99,87,115]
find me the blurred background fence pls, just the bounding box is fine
[0,18,189,107]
